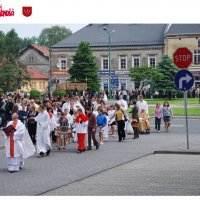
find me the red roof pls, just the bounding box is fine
[27,67,49,80]
[31,44,49,57]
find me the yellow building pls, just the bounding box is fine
[21,66,49,93]
[165,24,200,87]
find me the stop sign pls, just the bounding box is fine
[173,48,193,69]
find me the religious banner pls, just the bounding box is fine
[57,82,87,91]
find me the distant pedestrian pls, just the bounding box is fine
[130,100,139,139]
[136,95,149,114]
[154,103,162,133]
[85,107,99,150]
[96,108,107,145]
[162,101,173,133]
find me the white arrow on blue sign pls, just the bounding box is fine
[174,69,194,91]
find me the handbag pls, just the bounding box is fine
[122,110,128,122]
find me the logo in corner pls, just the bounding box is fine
[22,6,32,17]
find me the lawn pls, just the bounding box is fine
[144,98,199,105]
[127,107,200,117]
[108,98,200,105]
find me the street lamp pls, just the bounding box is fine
[103,27,114,99]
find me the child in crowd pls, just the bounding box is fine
[154,103,162,133]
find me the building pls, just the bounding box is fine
[165,24,200,87]
[21,67,49,93]
[19,44,49,77]
[51,24,167,90]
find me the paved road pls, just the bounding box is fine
[0,118,199,195]
[43,154,200,196]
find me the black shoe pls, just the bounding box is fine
[96,144,99,150]
[133,136,139,139]
[122,137,126,140]
[46,149,51,156]
[9,171,15,173]
[77,150,82,154]
[87,148,92,151]
[38,152,45,158]
[118,140,122,142]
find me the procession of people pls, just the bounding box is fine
[0,90,175,173]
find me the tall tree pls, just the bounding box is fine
[20,36,38,49]
[4,29,21,62]
[38,25,72,47]
[155,55,178,98]
[68,42,100,93]
[129,65,162,92]
[0,62,30,92]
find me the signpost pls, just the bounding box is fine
[173,47,194,149]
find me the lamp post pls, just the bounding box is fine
[103,27,112,99]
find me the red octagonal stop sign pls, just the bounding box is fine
[173,48,193,69]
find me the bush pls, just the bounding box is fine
[52,89,66,97]
[30,89,41,99]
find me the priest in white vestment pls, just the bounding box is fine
[4,113,35,173]
[35,105,51,157]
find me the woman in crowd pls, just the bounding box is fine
[162,101,173,133]
[154,103,162,133]
[130,100,139,139]
[111,103,127,142]
[18,103,29,127]
[27,106,38,145]
[107,105,116,137]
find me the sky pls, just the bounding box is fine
[0,24,86,38]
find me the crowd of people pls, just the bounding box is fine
[0,91,175,173]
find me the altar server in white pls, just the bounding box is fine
[35,105,51,157]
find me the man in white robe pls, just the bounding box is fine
[35,105,51,157]
[117,95,128,111]
[4,113,25,173]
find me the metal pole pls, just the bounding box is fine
[108,32,111,99]
[184,91,189,149]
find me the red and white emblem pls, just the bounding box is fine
[22,6,32,17]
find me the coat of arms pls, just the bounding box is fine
[22,7,32,17]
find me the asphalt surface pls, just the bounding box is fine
[0,118,199,196]
[43,154,200,196]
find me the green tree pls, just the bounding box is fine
[0,31,5,61]
[68,42,100,93]
[30,89,41,99]
[4,29,21,62]
[129,65,162,92]
[155,55,178,98]
[0,62,30,93]
[38,25,72,47]
[52,89,66,97]
[20,36,38,49]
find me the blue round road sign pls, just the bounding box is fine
[174,69,194,91]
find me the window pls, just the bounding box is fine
[29,57,33,63]
[60,59,67,70]
[43,82,45,89]
[101,56,109,70]
[148,55,156,66]
[39,82,42,89]
[132,55,140,67]
[193,50,200,64]
[119,56,127,69]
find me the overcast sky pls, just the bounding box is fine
[0,24,86,38]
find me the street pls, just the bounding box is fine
[0,118,200,195]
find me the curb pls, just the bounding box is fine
[154,150,200,155]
